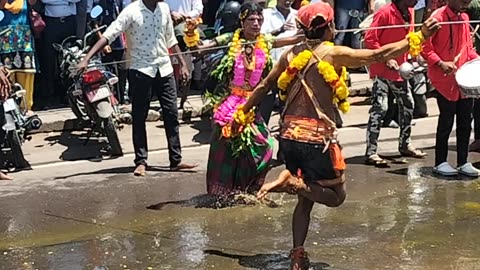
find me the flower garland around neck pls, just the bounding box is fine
[211,29,271,87]
[276,41,351,113]
[407,31,425,58]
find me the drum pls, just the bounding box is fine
[456,59,480,97]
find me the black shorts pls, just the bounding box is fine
[281,138,337,182]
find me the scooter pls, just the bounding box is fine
[1,83,42,169]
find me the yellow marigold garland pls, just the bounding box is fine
[183,18,203,48]
[317,60,350,113]
[277,50,313,101]
[229,29,242,58]
[184,30,200,48]
[276,41,351,113]
[233,104,255,126]
[407,31,424,58]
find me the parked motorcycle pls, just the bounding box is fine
[0,14,42,169]
[1,83,43,169]
[53,6,123,156]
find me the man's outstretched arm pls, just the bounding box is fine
[330,18,441,69]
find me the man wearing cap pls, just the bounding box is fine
[364,0,427,167]
[241,2,439,269]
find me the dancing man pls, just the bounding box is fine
[364,0,427,167]
[423,0,480,177]
[240,2,439,269]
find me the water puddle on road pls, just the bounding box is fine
[1,164,480,269]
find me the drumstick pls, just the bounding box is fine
[454,24,480,64]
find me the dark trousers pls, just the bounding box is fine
[258,90,277,125]
[102,50,128,104]
[41,15,76,99]
[435,94,473,167]
[474,99,480,140]
[129,70,182,167]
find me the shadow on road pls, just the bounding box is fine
[204,249,331,270]
[53,165,196,179]
[44,129,121,162]
[190,118,212,145]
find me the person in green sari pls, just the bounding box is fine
[195,2,303,196]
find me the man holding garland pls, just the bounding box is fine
[364,0,427,167]
[239,2,439,269]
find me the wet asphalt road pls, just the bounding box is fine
[1,114,480,270]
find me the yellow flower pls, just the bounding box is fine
[278,72,293,91]
[338,101,350,113]
[323,41,335,47]
[318,61,339,83]
[279,90,288,102]
[277,49,313,99]
[407,31,424,57]
[233,105,255,126]
[183,30,200,48]
[317,58,351,113]
[301,0,310,6]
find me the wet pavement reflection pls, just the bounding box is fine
[1,150,480,269]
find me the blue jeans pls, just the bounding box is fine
[334,8,364,49]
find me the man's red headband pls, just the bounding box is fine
[297,2,334,29]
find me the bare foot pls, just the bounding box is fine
[170,163,198,171]
[133,164,146,176]
[0,172,13,180]
[257,170,299,199]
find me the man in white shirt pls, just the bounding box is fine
[39,0,80,108]
[261,0,297,63]
[78,0,197,176]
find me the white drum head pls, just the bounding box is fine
[456,59,480,89]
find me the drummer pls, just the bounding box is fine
[422,0,480,177]
[364,0,427,167]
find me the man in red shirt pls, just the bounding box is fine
[364,0,427,167]
[422,0,479,177]
[425,0,447,18]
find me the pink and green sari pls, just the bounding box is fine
[205,35,274,196]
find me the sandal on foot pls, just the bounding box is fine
[365,154,389,167]
[399,146,427,158]
[290,247,310,270]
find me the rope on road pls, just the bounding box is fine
[77,19,480,70]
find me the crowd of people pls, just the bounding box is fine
[0,0,479,269]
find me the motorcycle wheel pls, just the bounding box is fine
[103,117,123,157]
[7,130,30,169]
